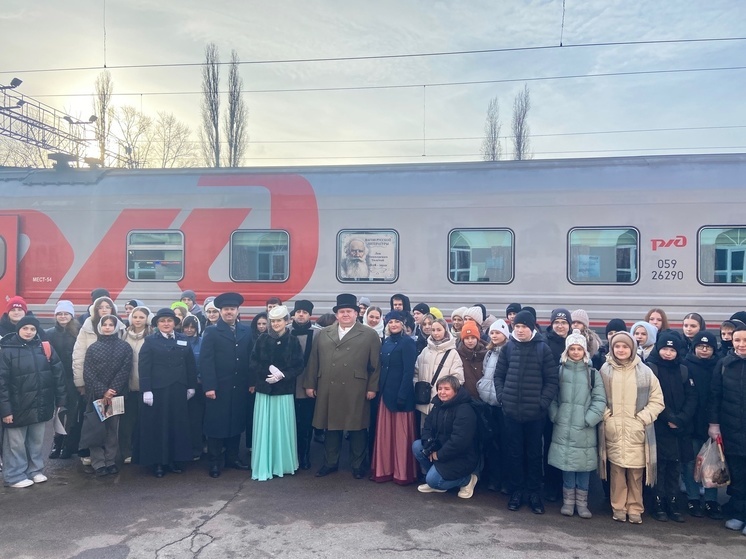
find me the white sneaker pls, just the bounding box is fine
[9,479,34,488]
[417,484,446,493]
[458,474,478,499]
[32,474,48,483]
[124,456,132,464]
[81,457,91,466]
[725,518,745,531]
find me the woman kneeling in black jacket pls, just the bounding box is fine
[412,375,479,498]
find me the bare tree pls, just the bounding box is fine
[93,71,114,165]
[113,105,152,168]
[481,97,502,161]
[200,43,221,167]
[0,138,50,168]
[224,49,248,167]
[511,84,532,160]
[150,111,196,168]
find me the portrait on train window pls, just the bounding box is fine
[337,230,398,282]
[448,229,514,284]
[568,227,639,284]
[698,226,746,284]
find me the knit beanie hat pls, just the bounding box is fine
[692,330,718,353]
[489,319,510,340]
[513,310,536,331]
[630,321,657,348]
[571,309,590,329]
[451,306,468,320]
[171,301,189,312]
[506,302,521,316]
[15,315,40,333]
[473,304,488,322]
[656,330,683,353]
[729,311,746,327]
[461,320,481,340]
[463,306,484,326]
[606,318,627,336]
[54,300,75,316]
[429,307,443,320]
[6,296,27,314]
[180,289,197,302]
[357,297,371,307]
[413,303,430,315]
[522,306,537,320]
[550,308,571,325]
[562,329,589,363]
[610,331,637,357]
[90,288,110,302]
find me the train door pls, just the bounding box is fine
[0,215,18,299]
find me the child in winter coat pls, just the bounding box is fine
[630,321,657,362]
[599,332,664,524]
[646,331,697,523]
[548,330,606,518]
[458,320,487,400]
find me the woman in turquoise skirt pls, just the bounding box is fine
[249,305,304,480]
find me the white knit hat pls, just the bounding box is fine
[451,306,468,320]
[562,329,589,363]
[54,300,75,316]
[571,309,590,329]
[463,306,484,326]
[489,319,510,340]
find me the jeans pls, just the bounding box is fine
[503,414,545,494]
[412,439,471,490]
[683,438,717,501]
[2,422,46,485]
[562,470,590,491]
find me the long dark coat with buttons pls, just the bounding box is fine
[199,319,253,438]
[304,322,381,431]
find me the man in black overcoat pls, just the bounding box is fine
[199,292,253,478]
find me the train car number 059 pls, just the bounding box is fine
[652,259,683,280]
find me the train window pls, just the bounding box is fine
[127,231,184,281]
[230,231,289,282]
[337,230,399,282]
[0,236,5,279]
[448,229,514,284]
[568,228,639,284]
[698,227,746,284]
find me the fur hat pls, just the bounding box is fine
[571,309,590,329]
[463,306,484,326]
[268,305,290,321]
[489,319,510,340]
[461,320,481,340]
[451,306,468,320]
[505,302,521,316]
[6,296,27,314]
[606,318,627,336]
[550,308,571,325]
[54,300,75,316]
[692,330,718,353]
[292,300,314,315]
[513,310,536,331]
[333,293,358,313]
[15,315,40,333]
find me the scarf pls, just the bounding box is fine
[598,355,658,486]
[290,320,315,366]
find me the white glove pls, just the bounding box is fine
[708,424,721,440]
[187,389,195,400]
[143,391,154,406]
[266,365,285,384]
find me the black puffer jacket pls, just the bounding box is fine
[0,332,66,427]
[248,329,304,396]
[494,334,559,422]
[421,386,478,481]
[710,352,746,456]
[544,327,566,364]
[83,334,132,400]
[683,351,719,440]
[45,323,76,383]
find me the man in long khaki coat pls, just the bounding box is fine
[304,293,381,479]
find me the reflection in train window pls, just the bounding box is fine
[127,231,184,281]
[0,236,5,280]
[230,231,289,282]
[568,228,639,284]
[448,229,514,284]
[699,227,746,284]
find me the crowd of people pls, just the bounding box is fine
[0,290,745,537]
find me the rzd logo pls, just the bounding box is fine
[651,235,687,251]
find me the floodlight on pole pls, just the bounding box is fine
[0,78,23,91]
[63,114,97,125]
[0,99,25,111]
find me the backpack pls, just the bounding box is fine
[41,341,52,362]
[469,397,495,452]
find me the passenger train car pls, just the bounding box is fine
[0,153,744,327]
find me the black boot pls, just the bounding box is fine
[652,495,668,522]
[48,434,64,459]
[667,497,685,523]
[299,438,311,470]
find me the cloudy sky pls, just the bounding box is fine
[2,0,745,166]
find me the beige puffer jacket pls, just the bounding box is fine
[414,334,464,415]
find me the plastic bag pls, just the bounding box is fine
[694,437,731,488]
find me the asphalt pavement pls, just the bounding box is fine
[0,426,744,559]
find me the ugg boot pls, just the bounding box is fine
[575,489,592,518]
[560,487,575,516]
[48,434,64,459]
